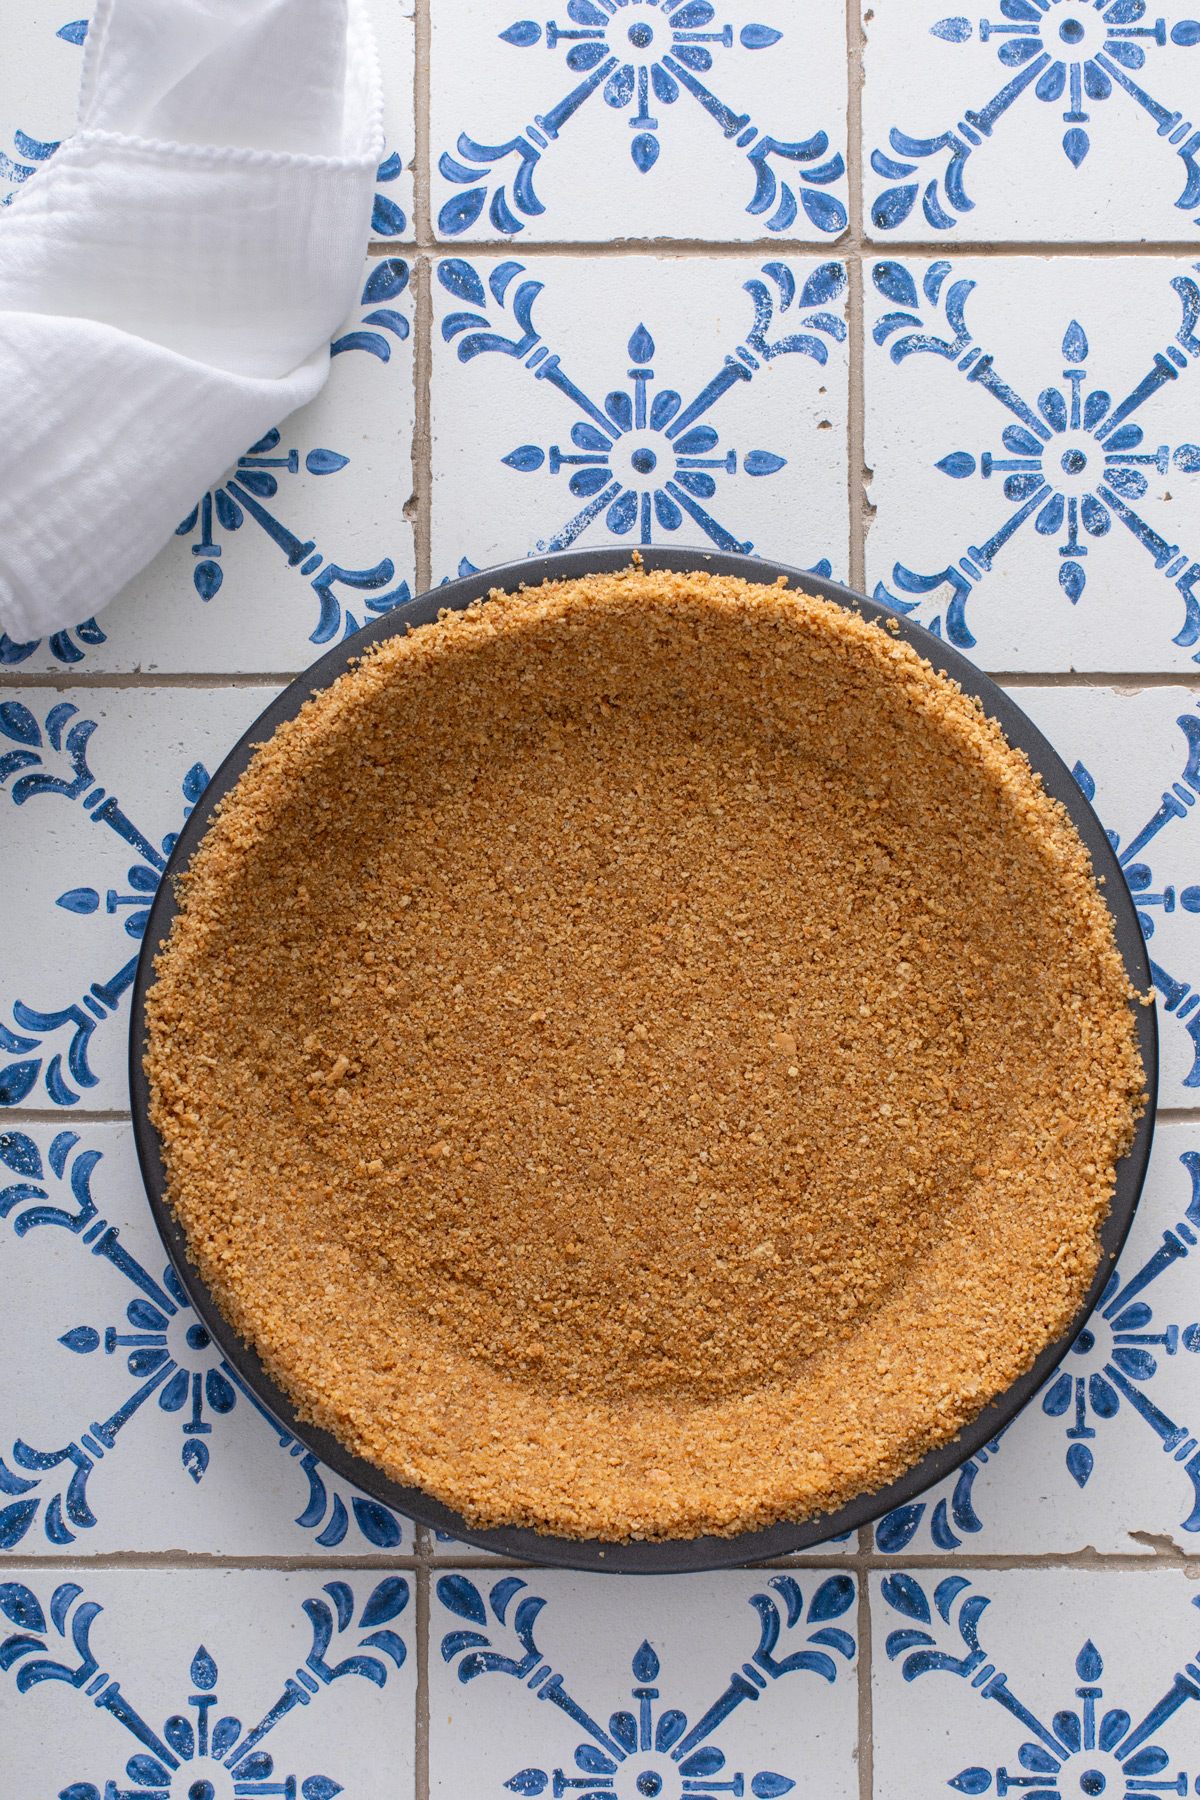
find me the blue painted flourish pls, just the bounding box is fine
[870,260,1200,653]
[870,1,1200,234]
[436,1573,854,1797]
[436,4,846,236]
[0,1133,407,1551]
[442,254,843,562]
[0,1576,406,1794]
[881,1573,1198,1797]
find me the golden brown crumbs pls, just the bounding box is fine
[144,566,1145,1541]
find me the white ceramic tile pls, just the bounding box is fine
[430,1567,858,1799]
[0,257,414,676]
[1,2,414,235]
[431,252,849,580]
[1016,684,1200,1091]
[0,685,278,1113]
[872,1568,1200,1800]
[871,1121,1200,1557]
[0,1124,415,1555]
[430,0,848,244]
[0,2,86,203]
[1,1568,415,1800]
[864,256,1200,671]
[862,0,1200,243]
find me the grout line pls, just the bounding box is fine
[413,0,430,249]
[856,1536,874,1800]
[391,237,1200,258]
[415,1554,432,1800]
[10,1108,132,1124]
[2,1547,1194,1572]
[845,0,865,597]
[413,255,433,593]
[0,1552,423,1570]
[412,0,433,595]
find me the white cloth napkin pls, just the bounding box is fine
[0,0,383,646]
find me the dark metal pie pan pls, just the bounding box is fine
[129,545,1157,1571]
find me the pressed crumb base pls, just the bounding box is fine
[145,568,1145,1541]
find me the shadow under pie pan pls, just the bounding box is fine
[129,546,1158,1571]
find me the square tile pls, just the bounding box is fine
[864,256,1200,671]
[0,1124,414,1556]
[1,1568,415,1800]
[0,685,279,1113]
[872,1568,1200,1800]
[2,255,414,676]
[862,0,1200,243]
[1,2,414,236]
[871,1119,1200,1557]
[430,0,847,243]
[431,252,849,580]
[430,1566,858,1799]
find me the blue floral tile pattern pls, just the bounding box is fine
[862,0,1200,241]
[0,1570,414,1800]
[872,1570,1200,1799]
[0,258,414,676]
[0,1125,412,1555]
[430,1570,858,1800]
[431,254,848,579]
[1014,687,1200,1094]
[0,686,279,1111]
[864,257,1200,669]
[430,0,847,242]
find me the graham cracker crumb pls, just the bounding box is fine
[145,568,1144,1542]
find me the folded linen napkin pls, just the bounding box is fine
[0,0,384,646]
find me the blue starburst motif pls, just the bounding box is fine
[441,254,843,562]
[870,259,1200,649]
[0,1576,407,1799]
[0,1130,408,1552]
[437,0,845,236]
[882,1574,1197,1797]
[437,1570,854,1800]
[870,0,1200,234]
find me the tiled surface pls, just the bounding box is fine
[864,256,1200,671]
[4,1,1200,1797]
[0,1569,415,1798]
[1,686,280,1109]
[862,0,1200,243]
[429,1569,859,1798]
[430,252,849,581]
[429,1,848,244]
[872,1568,1200,1799]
